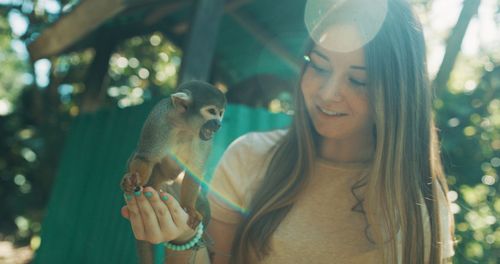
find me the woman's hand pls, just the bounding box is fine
[121,186,196,244]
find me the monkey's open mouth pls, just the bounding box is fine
[200,119,221,141]
[200,128,215,141]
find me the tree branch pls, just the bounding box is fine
[432,0,481,92]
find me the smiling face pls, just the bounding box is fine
[301,24,374,143]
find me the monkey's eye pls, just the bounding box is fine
[208,108,217,115]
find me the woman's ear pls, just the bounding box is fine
[171,92,192,113]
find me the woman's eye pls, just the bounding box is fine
[309,61,331,75]
[349,77,366,87]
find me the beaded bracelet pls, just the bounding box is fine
[164,223,204,251]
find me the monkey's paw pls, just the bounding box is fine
[120,172,140,193]
[184,207,203,230]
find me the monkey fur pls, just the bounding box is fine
[120,80,225,263]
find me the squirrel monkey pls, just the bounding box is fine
[121,80,226,231]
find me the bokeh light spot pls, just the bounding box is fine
[481,175,495,185]
[463,126,476,137]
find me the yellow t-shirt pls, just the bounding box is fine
[208,130,454,263]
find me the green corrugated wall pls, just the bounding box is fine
[32,102,291,264]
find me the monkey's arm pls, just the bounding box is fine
[180,141,212,229]
[121,155,157,193]
[180,172,203,229]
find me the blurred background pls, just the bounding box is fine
[0,0,498,263]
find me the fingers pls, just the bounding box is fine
[121,205,129,219]
[160,190,190,230]
[143,187,179,240]
[125,189,146,240]
[123,187,191,244]
[134,187,165,244]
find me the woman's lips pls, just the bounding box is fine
[316,105,348,117]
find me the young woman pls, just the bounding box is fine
[122,0,455,263]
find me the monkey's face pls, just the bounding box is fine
[170,81,226,140]
[198,105,224,141]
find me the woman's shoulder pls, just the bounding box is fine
[219,129,286,181]
[226,129,287,157]
[208,129,287,222]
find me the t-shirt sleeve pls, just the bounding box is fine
[208,130,285,225]
[420,179,455,262]
[422,179,456,261]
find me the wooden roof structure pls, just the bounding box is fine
[27,0,308,85]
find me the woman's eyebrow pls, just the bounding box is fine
[311,49,329,61]
[350,65,366,71]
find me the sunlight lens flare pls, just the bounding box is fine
[168,151,249,215]
[304,0,388,52]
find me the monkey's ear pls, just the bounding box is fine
[171,92,192,113]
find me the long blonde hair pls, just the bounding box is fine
[230,0,453,263]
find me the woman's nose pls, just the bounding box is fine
[317,76,343,102]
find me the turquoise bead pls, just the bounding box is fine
[163,222,204,251]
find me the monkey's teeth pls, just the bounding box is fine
[318,107,347,116]
[200,128,214,140]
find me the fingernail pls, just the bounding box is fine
[124,193,132,201]
[144,191,153,198]
[161,195,169,201]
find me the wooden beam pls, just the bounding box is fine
[27,0,159,61]
[145,0,251,33]
[143,1,192,26]
[226,9,302,72]
[27,0,253,61]
[178,0,227,83]
[28,0,124,61]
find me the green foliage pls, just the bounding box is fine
[106,33,182,108]
[435,60,500,263]
[0,13,30,109]
[0,11,40,247]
